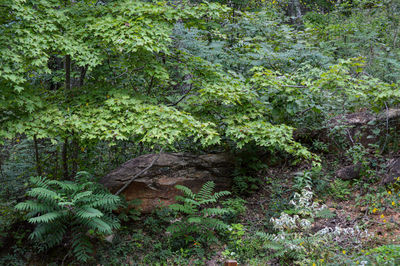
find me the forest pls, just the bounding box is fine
[1,0,400,265]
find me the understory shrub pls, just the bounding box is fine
[167,181,231,250]
[15,172,121,262]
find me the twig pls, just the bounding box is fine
[61,250,71,266]
[115,148,163,196]
[168,84,193,107]
[380,102,390,154]
[345,128,355,145]
[281,85,307,88]
[296,107,313,117]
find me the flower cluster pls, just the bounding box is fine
[271,187,327,231]
[271,212,310,231]
[269,186,373,264]
[316,225,372,245]
[290,186,328,215]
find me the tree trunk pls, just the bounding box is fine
[65,55,71,91]
[71,136,79,178]
[33,135,42,176]
[79,65,88,87]
[293,0,302,19]
[62,138,69,179]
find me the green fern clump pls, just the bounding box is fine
[15,172,121,262]
[167,181,231,249]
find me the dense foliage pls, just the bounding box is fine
[2,0,400,264]
[15,173,120,262]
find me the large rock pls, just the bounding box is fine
[384,157,400,184]
[295,109,400,148]
[100,153,234,212]
[336,163,362,180]
[327,109,400,147]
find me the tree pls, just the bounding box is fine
[1,0,314,180]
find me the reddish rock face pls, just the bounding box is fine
[100,153,234,212]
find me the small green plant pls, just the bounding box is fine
[293,171,313,191]
[222,197,247,222]
[167,181,231,249]
[269,187,370,265]
[329,179,351,200]
[355,185,400,215]
[0,200,23,247]
[118,198,142,223]
[15,173,121,262]
[311,140,329,153]
[222,223,246,260]
[233,175,261,195]
[358,245,400,265]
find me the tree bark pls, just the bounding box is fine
[62,138,69,179]
[65,55,71,91]
[293,0,302,19]
[71,136,79,178]
[33,135,42,176]
[79,65,88,87]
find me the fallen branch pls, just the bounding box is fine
[115,148,163,196]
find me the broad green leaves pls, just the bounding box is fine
[1,0,325,161]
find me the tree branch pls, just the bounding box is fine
[168,84,193,107]
[115,148,164,196]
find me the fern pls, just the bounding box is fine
[315,208,336,219]
[72,233,92,262]
[15,172,121,262]
[167,181,231,249]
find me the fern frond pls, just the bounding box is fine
[169,203,196,214]
[187,216,202,224]
[72,191,93,203]
[29,176,51,189]
[72,233,93,262]
[83,217,113,234]
[28,211,64,224]
[180,197,201,206]
[52,180,79,191]
[201,207,230,216]
[255,231,276,241]
[167,180,231,246]
[15,200,52,213]
[100,214,121,230]
[213,190,231,200]
[27,187,59,202]
[201,217,229,230]
[30,222,66,248]
[17,173,120,262]
[197,198,217,205]
[175,185,195,199]
[196,181,215,201]
[167,223,187,234]
[89,194,120,210]
[75,206,103,219]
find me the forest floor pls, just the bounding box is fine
[2,154,400,265]
[103,153,400,265]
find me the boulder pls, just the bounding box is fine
[327,108,400,147]
[384,157,400,184]
[336,163,362,180]
[100,153,234,212]
[295,108,400,148]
